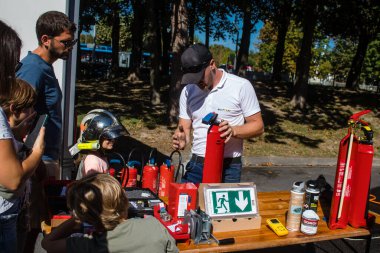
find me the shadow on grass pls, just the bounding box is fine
[76,78,380,153]
[76,78,168,128]
[256,81,380,150]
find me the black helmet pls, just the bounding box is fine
[80,109,129,143]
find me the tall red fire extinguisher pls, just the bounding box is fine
[142,148,159,193]
[202,112,225,183]
[328,110,373,229]
[348,116,374,228]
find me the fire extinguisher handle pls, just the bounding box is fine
[350,110,371,121]
[148,148,157,162]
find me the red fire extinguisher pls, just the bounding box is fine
[119,161,140,188]
[158,151,183,198]
[328,110,373,229]
[158,159,174,198]
[108,151,141,188]
[348,116,374,228]
[142,148,159,193]
[202,112,225,183]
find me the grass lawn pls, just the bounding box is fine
[75,78,380,158]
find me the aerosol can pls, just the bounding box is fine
[286,181,305,231]
[202,112,225,183]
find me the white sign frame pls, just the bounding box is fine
[203,183,259,219]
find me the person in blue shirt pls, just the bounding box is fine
[17,11,77,179]
[16,11,77,251]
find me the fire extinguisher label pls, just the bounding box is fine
[177,194,189,217]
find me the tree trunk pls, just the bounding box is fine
[346,31,371,89]
[291,0,317,110]
[236,4,253,74]
[111,6,120,74]
[271,2,292,82]
[160,0,171,76]
[188,0,196,45]
[168,0,188,126]
[128,0,145,81]
[205,2,210,48]
[146,0,161,105]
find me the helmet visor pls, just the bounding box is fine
[101,125,129,140]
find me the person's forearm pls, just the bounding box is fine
[232,121,264,139]
[45,218,77,241]
[41,218,78,253]
[21,150,43,180]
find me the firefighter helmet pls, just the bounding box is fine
[80,109,129,143]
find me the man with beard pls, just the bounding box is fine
[17,11,77,180]
[16,11,76,251]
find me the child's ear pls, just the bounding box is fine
[9,104,17,114]
[9,104,20,117]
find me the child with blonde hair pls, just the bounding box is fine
[42,173,178,253]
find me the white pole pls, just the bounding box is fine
[337,130,354,219]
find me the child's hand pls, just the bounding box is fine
[33,127,45,156]
[12,111,37,141]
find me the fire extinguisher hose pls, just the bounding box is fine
[110,152,127,186]
[169,150,184,182]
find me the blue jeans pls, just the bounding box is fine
[181,155,242,184]
[0,201,19,253]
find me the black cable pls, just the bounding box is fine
[170,150,183,182]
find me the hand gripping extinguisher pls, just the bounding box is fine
[142,148,159,194]
[202,112,225,183]
[328,110,373,229]
[158,150,183,198]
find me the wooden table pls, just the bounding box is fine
[177,191,373,252]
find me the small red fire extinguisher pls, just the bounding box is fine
[158,150,183,198]
[158,159,174,198]
[202,112,225,183]
[120,161,140,187]
[124,148,144,188]
[142,148,159,193]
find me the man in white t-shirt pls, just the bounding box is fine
[172,43,264,183]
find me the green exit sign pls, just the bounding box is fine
[204,185,258,218]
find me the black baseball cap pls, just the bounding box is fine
[181,43,212,84]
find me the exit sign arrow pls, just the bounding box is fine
[235,191,248,210]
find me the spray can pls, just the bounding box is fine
[300,210,320,235]
[303,180,320,212]
[286,181,305,231]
